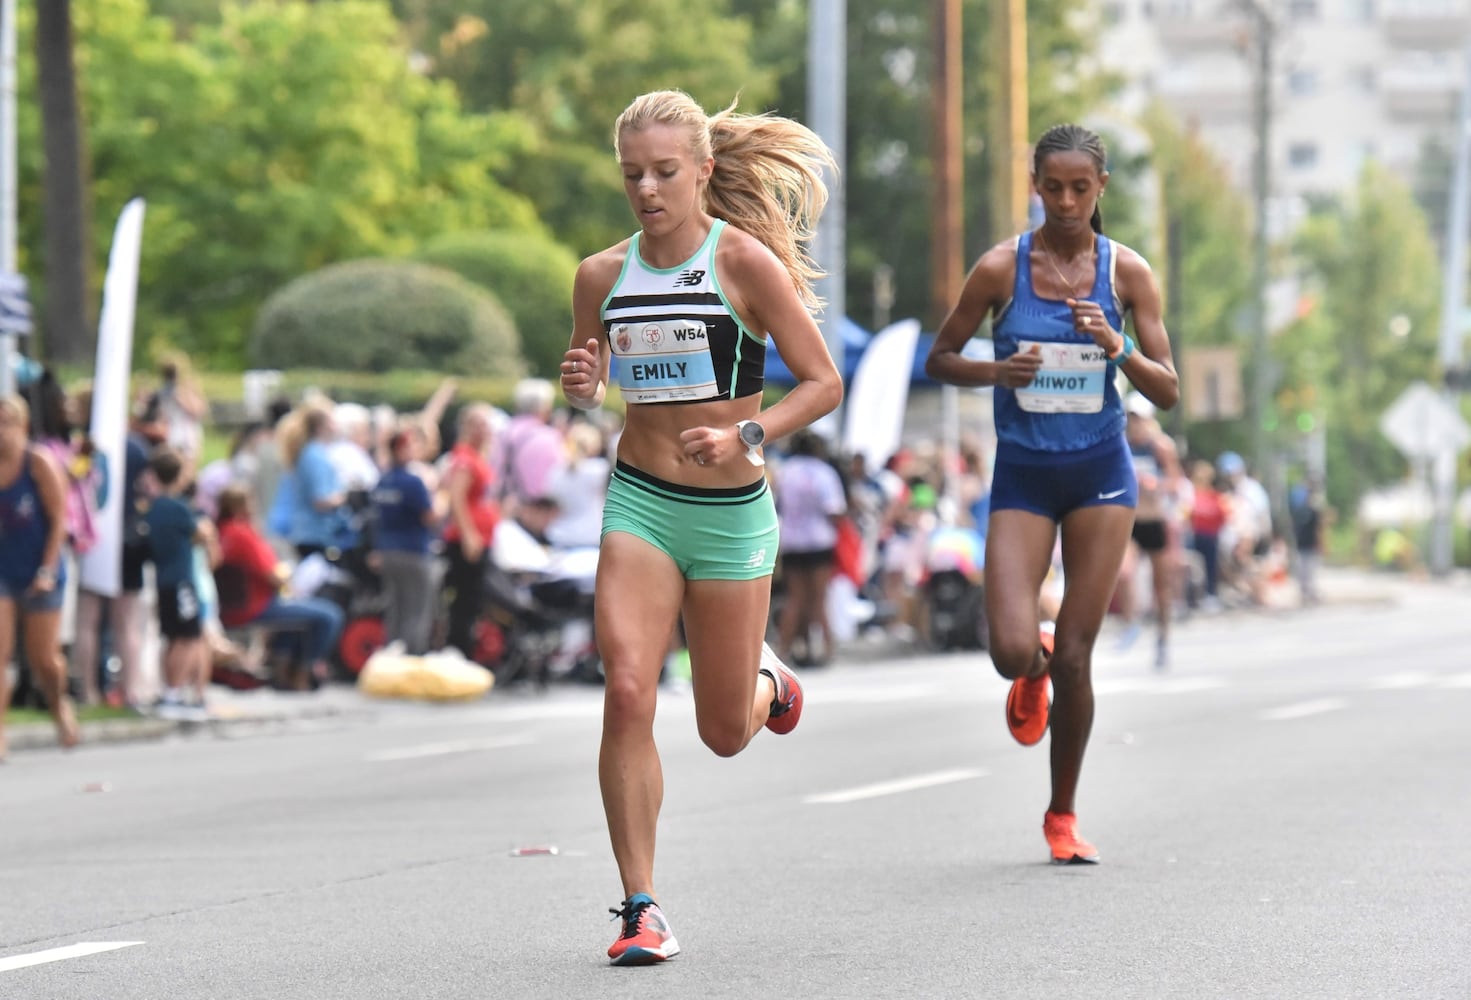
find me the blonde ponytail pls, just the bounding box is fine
[615,90,837,312]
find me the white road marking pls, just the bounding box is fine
[1257,698,1347,722]
[804,767,986,805]
[1439,672,1471,689]
[365,735,534,762]
[0,942,144,973]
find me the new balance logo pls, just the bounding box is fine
[745,548,767,569]
[673,269,706,287]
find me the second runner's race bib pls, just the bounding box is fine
[1014,340,1109,414]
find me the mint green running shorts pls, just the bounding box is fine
[602,461,779,580]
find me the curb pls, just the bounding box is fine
[4,702,366,754]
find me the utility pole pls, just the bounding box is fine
[930,0,963,327]
[808,0,847,398]
[0,0,18,396]
[992,0,1030,244]
[930,0,964,509]
[1247,0,1274,486]
[1429,41,1471,576]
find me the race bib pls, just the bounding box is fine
[1014,340,1109,414]
[612,320,718,403]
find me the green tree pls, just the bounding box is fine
[1131,106,1254,453]
[16,0,545,366]
[249,259,523,375]
[734,0,1104,329]
[401,0,775,256]
[412,231,578,379]
[1282,165,1441,514]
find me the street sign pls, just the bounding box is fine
[1379,380,1471,459]
[0,271,32,336]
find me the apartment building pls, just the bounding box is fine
[1096,0,1470,201]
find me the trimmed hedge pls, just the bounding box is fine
[412,230,578,379]
[249,259,525,377]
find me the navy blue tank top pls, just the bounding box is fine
[992,231,1128,455]
[0,451,60,587]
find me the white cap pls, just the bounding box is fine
[1125,393,1156,419]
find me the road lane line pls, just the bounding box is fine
[804,767,986,805]
[1439,672,1471,689]
[0,942,143,973]
[365,735,534,762]
[1257,698,1346,722]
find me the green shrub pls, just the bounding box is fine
[249,259,525,377]
[412,230,578,379]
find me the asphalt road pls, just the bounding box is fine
[3,576,1469,999]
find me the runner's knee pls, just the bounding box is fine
[601,661,659,730]
[696,713,750,758]
[988,632,1036,679]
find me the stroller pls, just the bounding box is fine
[479,546,600,689]
[921,524,988,652]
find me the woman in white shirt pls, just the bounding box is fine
[773,430,847,665]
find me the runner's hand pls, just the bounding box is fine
[998,345,1043,388]
[560,339,601,402]
[1065,298,1117,349]
[679,425,737,468]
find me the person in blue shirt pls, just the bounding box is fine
[926,123,1180,865]
[285,404,347,559]
[370,427,438,654]
[143,446,218,719]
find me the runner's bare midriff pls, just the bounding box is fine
[616,394,764,487]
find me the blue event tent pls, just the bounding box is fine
[767,319,972,388]
[763,315,873,386]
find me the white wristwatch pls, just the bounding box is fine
[735,420,766,467]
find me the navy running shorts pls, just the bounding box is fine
[990,435,1138,523]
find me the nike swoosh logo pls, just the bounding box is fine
[1097,488,1128,500]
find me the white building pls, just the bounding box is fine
[1096,0,1470,201]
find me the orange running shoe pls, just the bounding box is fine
[1044,810,1100,865]
[1004,625,1054,746]
[761,643,804,735]
[607,893,680,966]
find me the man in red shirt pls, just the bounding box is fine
[215,486,345,689]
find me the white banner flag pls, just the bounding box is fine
[79,198,146,598]
[842,318,921,474]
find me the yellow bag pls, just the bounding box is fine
[357,648,494,702]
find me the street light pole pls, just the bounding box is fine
[808,0,846,404]
[1428,41,1471,576]
[1,0,19,396]
[1247,0,1274,484]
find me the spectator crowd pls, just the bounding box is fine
[0,359,1331,751]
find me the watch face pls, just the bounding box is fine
[740,422,764,447]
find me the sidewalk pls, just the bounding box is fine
[4,682,376,755]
